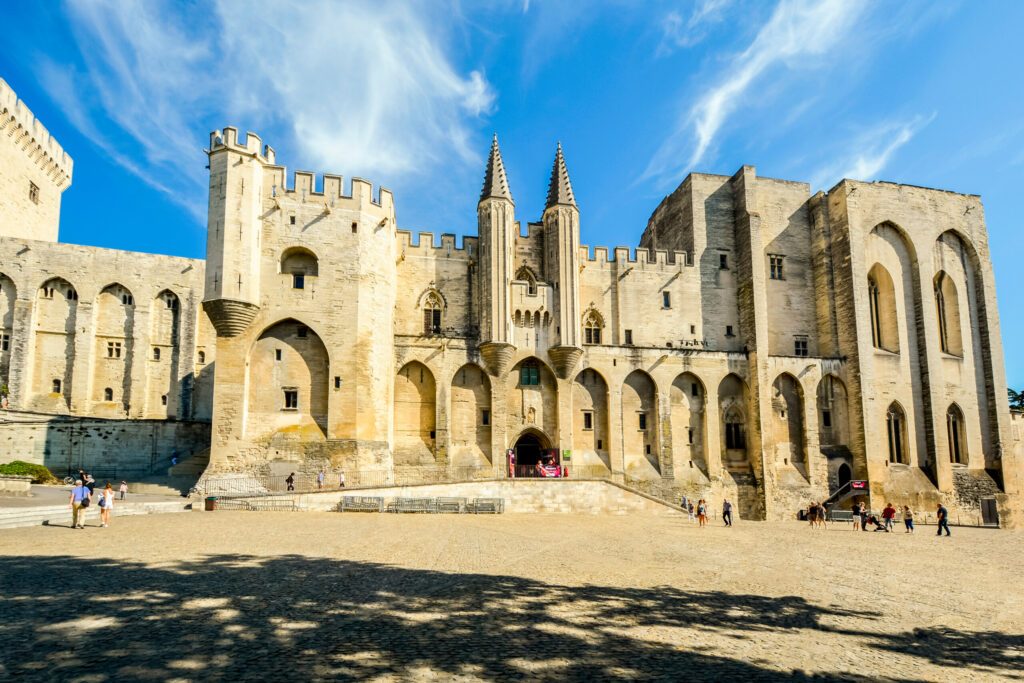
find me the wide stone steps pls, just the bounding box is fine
[0,500,189,530]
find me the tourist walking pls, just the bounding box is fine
[936,503,951,537]
[99,482,114,527]
[68,479,91,529]
[119,480,128,500]
[286,472,296,492]
[687,500,695,523]
[722,499,733,526]
[84,472,96,495]
[882,503,896,532]
[697,499,708,527]
[851,502,862,531]
[317,469,325,490]
[680,494,689,511]
[338,471,346,488]
[903,505,915,533]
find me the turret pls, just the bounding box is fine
[202,128,270,337]
[477,135,517,376]
[543,143,583,379]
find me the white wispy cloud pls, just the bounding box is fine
[810,113,936,190]
[40,0,493,222]
[642,0,867,185]
[656,0,732,55]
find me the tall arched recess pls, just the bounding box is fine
[771,373,807,479]
[246,319,329,441]
[394,361,437,465]
[718,373,749,469]
[0,272,16,390]
[450,363,491,467]
[622,369,660,479]
[671,372,707,474]
[572,368,610,471]
[32,277,78,409]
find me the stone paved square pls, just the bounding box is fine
[0,512,1021,681]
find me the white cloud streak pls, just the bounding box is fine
[41,0,493,222]
[656,0,732,55]
[810,113,936,190]
[643,0,866,185]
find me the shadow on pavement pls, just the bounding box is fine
[0,552,1000,681]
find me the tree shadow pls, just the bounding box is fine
[0,551,965,681]
[871,628,1024,680]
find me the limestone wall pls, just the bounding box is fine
[0,78,72,243]
[0,412,211,477]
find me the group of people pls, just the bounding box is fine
[68,474,127,528]
[285,470,346,492]
[848,501,951,536]
[680,495,732,527]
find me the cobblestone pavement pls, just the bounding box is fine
[0,512,1021,681]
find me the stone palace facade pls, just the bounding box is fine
[1,77,1021,522]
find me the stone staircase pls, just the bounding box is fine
[0,500,189,530]
[123,449,211,496]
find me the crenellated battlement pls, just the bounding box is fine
[262,167,394,212]
[396,230,479,260]
[209,127,276,164]
[578,245,692,269]
[0,78,73,189]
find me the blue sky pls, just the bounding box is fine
[2,0,1022,384]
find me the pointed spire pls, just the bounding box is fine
[545,142,576,210]
[480,134,513,204]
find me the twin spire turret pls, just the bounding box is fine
[478,135,577,211]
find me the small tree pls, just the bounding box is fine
[1009,388,1024,412]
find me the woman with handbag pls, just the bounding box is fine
[99,482,115,528]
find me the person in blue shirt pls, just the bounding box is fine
[68,480,91,529]
[936,504,951,537]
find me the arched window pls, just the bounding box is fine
[280,247,319,290]
[868,265,899,352]
[724,407,745,450]
[197,351,206,364]
[516,266,538,296]
[153,347,161,361]
[934,272,963,356]
[104,387,114,401]
[947,404,967,465]
[886,403,907,464]
[583,309,603,345]
[422,291,442,334]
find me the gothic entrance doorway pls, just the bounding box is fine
[837,463,852,489]
[510,431,557,478]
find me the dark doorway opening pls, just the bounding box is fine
[837,463,852,489]
[512,432,556,478]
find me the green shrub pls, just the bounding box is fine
[0,460,58,484]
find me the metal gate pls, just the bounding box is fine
[980,498,999,527]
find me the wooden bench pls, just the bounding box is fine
[468,498,504,514]
[391,497,436,513]
[339,496,384,512]
[435,497,466,513]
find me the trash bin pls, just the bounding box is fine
[205,496,218,511]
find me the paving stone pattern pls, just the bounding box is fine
[0,513,1021,681]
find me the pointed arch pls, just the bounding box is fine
[507,357,557,442]
[0,272,16,389]
[91,283,136,414]
[418,288,445,335]
[31,277,78,409]
[933,271,963,356]
[394,360,437,464]
[515,265,538,295]
[622,369,660,477]
[572,367,610,469]
[886,401,908,465]
[719,373,749,466]
[246,318,329,440]
[582,308,604,345]
[816,374,850,447]
[946,402,968,465]
[147,290,182,418]
[771,372,807,475]
[451,363,492,466]
[671,372,706,470]
[867,263,899,352]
